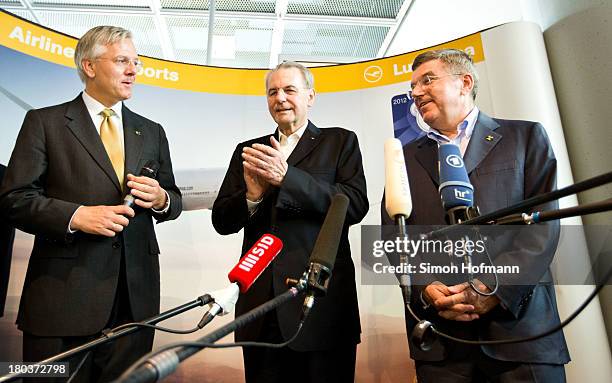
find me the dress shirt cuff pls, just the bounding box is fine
[152,190,170,214]
[67,205,83,233]
[246,197,262,215]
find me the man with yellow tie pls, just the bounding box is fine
[0,26,182,382]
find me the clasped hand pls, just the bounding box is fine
[423,279,500,322]
[242,136,288,201]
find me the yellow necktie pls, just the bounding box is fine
[99,108,124,188]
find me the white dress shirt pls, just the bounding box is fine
[425,107,479,157]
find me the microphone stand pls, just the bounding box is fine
[424,170,612,239]
[0,294,213,383]
[445,206,480,225]
[465,170,612,226]
[494,198,612,225]
[394,215,412,304]
[117,285,304,383]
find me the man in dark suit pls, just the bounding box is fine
[212,62,368,383]
[0,26,181,382]
[382,49,569,382]
[0,163,15,318]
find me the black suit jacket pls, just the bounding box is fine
[0,164,15,318]
[212,121,368,351]
[383,112,570,364]
[0,94,181,336]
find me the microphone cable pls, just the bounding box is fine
[405,263,612,348]
[466,230,499,297]
[117,316,308,382]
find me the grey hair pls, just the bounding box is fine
[265,61,314,90]
[74,26,133,82]
[412,49,479,100]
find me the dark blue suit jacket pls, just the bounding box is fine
[383,112,570,364]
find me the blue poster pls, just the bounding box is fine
[391,93,425,145]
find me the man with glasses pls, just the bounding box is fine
[213,62,368,382]
[382,49,569,381]
[0,26,181,382]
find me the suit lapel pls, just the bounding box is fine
[463,112,501,174]
[122,105,144,178]
[415,137,440,186]
[286,121,322,167]
[65,95,122,193]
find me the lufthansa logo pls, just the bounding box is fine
[364,65,383,83]
[446,154,464,168]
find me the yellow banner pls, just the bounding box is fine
[313,34,484,93]
[0,10,484,95]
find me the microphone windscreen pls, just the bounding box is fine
[384,138,412,218]
[228,234,283,293]
[309,193,350,271]
[140,160,160,178]
[437,143,474,209]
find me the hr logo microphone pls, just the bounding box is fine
[454,188,472,202]
[446,154,464,168]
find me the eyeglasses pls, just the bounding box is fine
[96,56,143,70]
[408,73,463,98]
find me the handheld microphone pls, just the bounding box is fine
[300,194,349,321]
[384,138,413,223]
[384,138,413,303]
[124,160,160,208]
[198,234,283,328]
[228,233,283,293]
[437,143,478,224]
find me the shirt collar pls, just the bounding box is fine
[426,106,479,143]
[278,120,308,142]
[82,90,123,121]
[462,106,479,139]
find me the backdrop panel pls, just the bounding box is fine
[1,10,604,382]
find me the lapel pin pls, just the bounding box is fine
[485,135,494,141]
[135,130,141,136]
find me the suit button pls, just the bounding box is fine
[112,242,121,249]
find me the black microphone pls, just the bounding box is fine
[437,143,479,224]
[300,193,349,320]
[124,160,160,208]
